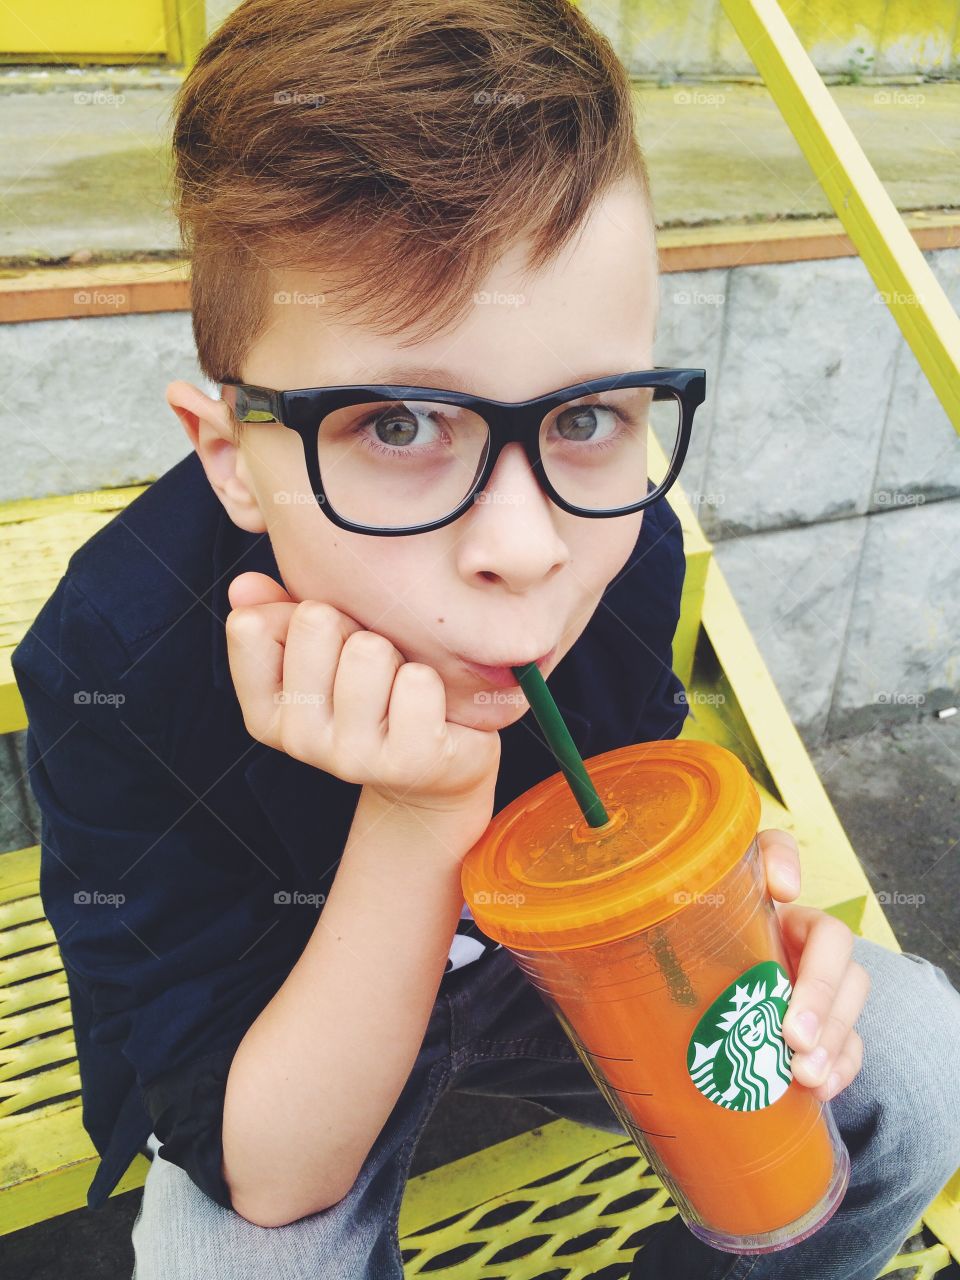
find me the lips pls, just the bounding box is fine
[457,645,557,689]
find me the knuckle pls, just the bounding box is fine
[398,661,438,683]
[343,630,395,660]
[822,1010,851,1042]
[805,972,838,1000]
[278,715,314,763]
[292,599,339,632]
[820,914,854,949]
[225,605,264,643]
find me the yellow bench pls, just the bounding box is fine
[1,481,958,1278]
[0,488,148,735]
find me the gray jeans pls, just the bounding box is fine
[131,935,960,1280]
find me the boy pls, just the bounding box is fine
[12,1,960,1276]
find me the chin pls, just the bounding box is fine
[449,689,528,729]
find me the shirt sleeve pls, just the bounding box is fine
[139,1045,238,1209]
[12,579,300,1212]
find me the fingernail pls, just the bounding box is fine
[779,861,800,892]
[804,1046,829,1073]
[791,1009,819,1045]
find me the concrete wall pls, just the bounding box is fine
[202,1,960,79]
[655,246,960,741]
[3,248,959,745]
[583,0,960,79]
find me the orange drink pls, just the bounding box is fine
[461,739,850,1254]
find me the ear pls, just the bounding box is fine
[166,379,267,533]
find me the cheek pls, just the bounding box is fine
[568,511,644,586]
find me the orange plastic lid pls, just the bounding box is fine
[461,739,760,951]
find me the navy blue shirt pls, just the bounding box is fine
[11,450,688,1213]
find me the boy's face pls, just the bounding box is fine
[177,176,660,731]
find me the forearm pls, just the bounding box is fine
[220,785,472,1226]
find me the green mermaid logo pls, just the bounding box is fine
[686,960,795,1112]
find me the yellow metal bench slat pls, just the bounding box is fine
[398,1120,956,1279]
[0,486,148,734]
[0,997,73,1051]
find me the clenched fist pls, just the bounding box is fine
[224,572,502,830]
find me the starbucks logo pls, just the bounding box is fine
[687,961,794,1112]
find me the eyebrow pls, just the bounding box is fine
[359,365,474,391]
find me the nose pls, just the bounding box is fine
[455,442,570,591]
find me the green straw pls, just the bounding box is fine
[513,661,697,1007]
[512,663,610,827]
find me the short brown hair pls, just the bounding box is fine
[171,0,653,386]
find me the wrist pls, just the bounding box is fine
[355,783,493,866]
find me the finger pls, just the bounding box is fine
[778,906,854,1053]
[812,1028,864,1102]
[331,630,406,780]
[277,601,361,760]
[225,599,298,747]
[385,662,448,778]
[758,829,801,901]
[789,958,871,1089]
[227,570,295,610]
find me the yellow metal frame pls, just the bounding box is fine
[0,0,204,69]
[718,0,960,433]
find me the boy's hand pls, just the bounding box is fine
[758,829,871,1102]
[224,572,502,838]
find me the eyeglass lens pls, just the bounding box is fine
[315,388,681,528]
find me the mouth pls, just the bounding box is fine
[456,645,557,689]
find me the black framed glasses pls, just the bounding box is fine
[220,367,706,536]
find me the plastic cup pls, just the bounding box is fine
[461,739,850,1254]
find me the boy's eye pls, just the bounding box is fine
[354,403,451,452]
